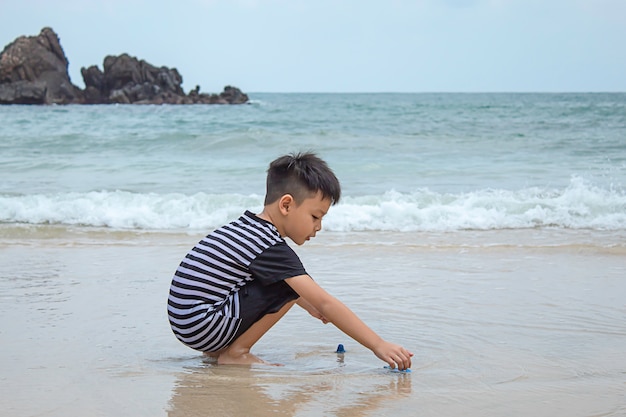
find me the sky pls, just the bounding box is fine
[1,0,625,93]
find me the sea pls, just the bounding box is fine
[1,92,625,234]
[1,93,625,417]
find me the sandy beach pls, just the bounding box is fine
[0,225,624,416]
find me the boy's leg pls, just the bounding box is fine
[218,299,297,365]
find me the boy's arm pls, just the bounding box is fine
[297,298,329,323]
[286,274,413,370]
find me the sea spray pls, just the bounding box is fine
[1,178,623,232]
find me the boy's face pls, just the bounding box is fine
[283,192,331,245]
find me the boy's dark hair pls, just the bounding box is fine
[264,152,341,206]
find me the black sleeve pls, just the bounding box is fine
[248,242,307,286]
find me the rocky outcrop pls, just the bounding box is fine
[0,27,82,104]
[80,54,248,104]
[0,28,248,105]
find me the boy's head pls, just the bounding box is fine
[264,152,341,206]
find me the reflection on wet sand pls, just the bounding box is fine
[167,359,412,417]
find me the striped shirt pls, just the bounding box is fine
[167,211,306,352]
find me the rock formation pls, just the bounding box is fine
[0,28,248,105]
[0,27,81,104]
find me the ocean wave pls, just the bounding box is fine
[1,178,624,232]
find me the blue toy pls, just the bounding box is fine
[384,365,411,373]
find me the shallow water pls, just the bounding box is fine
[1,228,624,416]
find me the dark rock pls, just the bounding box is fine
[0,80,46,104]
[84,53,248,105]
[87,53,188,104]
[0,27,83,104]
[1,28,249,105]
[220,85,249,104]
[81,65,104,91]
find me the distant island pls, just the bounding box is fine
[0,27,248,105]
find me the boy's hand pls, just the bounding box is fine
[373,341,413,370]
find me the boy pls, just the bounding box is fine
[167,152,413,370]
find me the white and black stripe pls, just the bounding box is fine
[167,211,287,352]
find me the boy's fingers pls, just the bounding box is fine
[376,343,413,370]
[397,350,412,370]
[391,355,408,370]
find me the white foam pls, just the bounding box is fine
[1,177,624,232]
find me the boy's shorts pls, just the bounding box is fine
[230,278,299,342]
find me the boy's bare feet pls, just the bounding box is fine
[217,349,281,366]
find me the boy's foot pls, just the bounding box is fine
[217,350,281,366]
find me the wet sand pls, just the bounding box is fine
[0,225,625,416]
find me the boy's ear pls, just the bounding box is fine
[278,194,294,215]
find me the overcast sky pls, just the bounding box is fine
[1,0,625,93]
